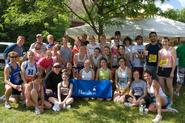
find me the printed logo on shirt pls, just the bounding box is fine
[148,54,157,63]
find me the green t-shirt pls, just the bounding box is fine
[98,68,110,80]
[176,43,185,67]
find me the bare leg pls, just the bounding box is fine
[175,84,182,94]
[65,98,74,105]
[158,76,165,93]
[149,96,167,115]
[5,84,12,104]
[30,88,38,108]
[44,101,52,109]
[166,77,173,104]
[48,97,58,104]
[24,83,34,107]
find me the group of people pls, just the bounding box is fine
[0,31,184,123]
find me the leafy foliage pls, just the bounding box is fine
[0,0,70,43]
[161,9,185,23]
[63,0,165,36]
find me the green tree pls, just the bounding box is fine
[161,9,185,23]
[63,0,165,36]
[1,0,70,43]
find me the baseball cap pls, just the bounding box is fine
[36,34,42,38]
[53,62,61,68]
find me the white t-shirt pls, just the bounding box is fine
[81,69,93,80]
[87,42,100,57]
[111,39,123,48]
[131,45,145,67]
[29,42,47,52]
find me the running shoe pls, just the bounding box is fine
[35,107,41,115]
[52,102,61,112]
[152,114,162,123]
[5,102,11,109]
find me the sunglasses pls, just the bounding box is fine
[54,66,61,68]
[10,56,17,58]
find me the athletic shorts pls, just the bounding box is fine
[143,95,168,108]
[12,88,21,96]
[157,67,172,77]
[177,66,185,85]
[44,91,57,100]
[61,95,68,101]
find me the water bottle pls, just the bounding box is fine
[144,108,148,115]
[139,104,144,114]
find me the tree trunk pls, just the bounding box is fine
[98,23,104,41]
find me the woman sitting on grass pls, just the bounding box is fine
[96,57,112,101]
[25,73,45,115]
[113,57,132,103]
[124,70,147,106]
[143,70,169,123]
[51,72,74,112]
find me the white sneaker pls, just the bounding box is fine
[166,107,178,113]
[124,102,132,107]
[174,91,180,96]
[66,105,71,109]
[5,102,11,109]
[152,114,162,123]
[52,102,61,112]
[35,107,41,115]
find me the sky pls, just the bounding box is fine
[155,0,185,11]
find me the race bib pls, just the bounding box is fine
[148,54,157,63]
[159,59,169,66]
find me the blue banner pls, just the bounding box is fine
[70,79,112,98]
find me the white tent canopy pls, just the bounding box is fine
[66,17,185,38]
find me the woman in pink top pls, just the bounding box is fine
[72,37,81,57]
[51,44,62,64]
[73,46,88,73]
[157,37,176,105]
[38,50,54,74]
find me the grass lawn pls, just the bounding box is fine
[0,71,184,123]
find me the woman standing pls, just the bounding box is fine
[89,47,102,72]
[73,46,88,73]
[157,37,176,105]
[102,46,112,68]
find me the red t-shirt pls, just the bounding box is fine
[37,57,53,69]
